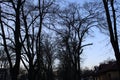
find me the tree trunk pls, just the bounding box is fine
[114,50,120,78]
[78,56,81,80]
[10,67,20,80]
[28,69,35,80]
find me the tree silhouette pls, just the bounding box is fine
[102,0,120,77]
[54,3,94,80]
[0,0,24,80]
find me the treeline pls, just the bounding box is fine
[0,0,120,80]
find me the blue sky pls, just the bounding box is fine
[82,28,115,69]
[65,0,116,69]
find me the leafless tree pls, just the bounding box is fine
[102,0,120,76]
[20,0,57,80]
[86,0,120,77]
[0,0,25,80]
[54,3,95,80]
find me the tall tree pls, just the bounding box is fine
[20,1,38,80]
[0,0,24,80]
[102,0,120,76]
[54,3,94,80]
[20,0,57,80]
[42,34,56,80]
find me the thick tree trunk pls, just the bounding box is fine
[28,61,37,80]
[10,67,20,80]
[28,69,35,80]
[114,50,120,78]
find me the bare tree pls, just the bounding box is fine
[0,0,25,80]
[20,0,57,80]
[102,0,120,76]
[85,0,120,77]
[54,3,94,80]
[41,34,56,80]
